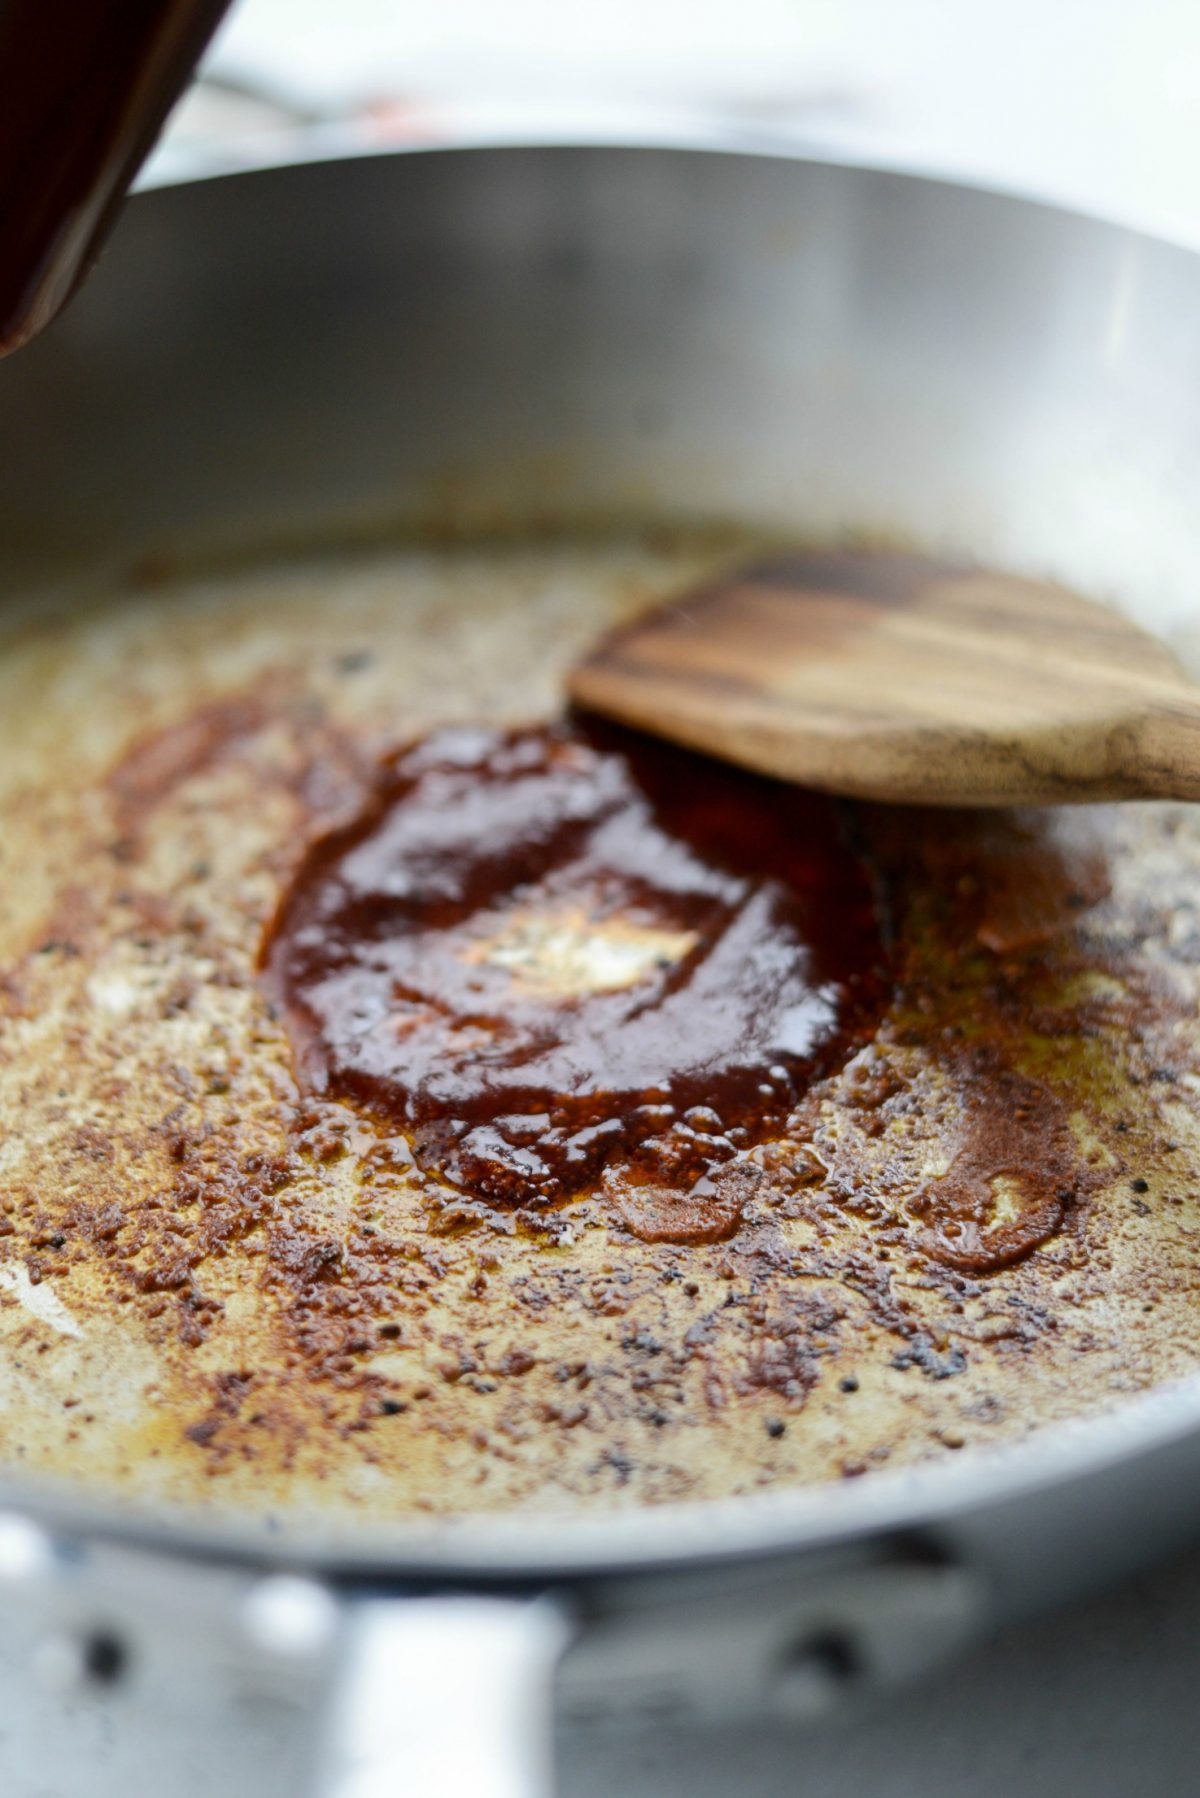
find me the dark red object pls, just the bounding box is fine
[0,0,233,354]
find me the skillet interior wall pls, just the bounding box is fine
[0,147,1198,641]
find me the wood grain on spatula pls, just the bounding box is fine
[568,550,1200,805]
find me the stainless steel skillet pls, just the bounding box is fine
[3,141,1200,1797]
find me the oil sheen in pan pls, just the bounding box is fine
[1,528,1200,1520]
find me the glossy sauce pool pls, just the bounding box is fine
[261,719,890,1243]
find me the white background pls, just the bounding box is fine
[170,0,1200,244]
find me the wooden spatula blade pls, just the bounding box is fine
[568,552,1200,806]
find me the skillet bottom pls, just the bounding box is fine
[2,527,1200,1521]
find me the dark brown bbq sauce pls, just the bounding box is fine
[262,720,891,1238]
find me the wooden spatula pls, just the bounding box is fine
[567,549,1200,806]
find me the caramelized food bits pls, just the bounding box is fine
[262,722,889,1229]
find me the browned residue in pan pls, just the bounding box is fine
[0,537,1198,1520]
